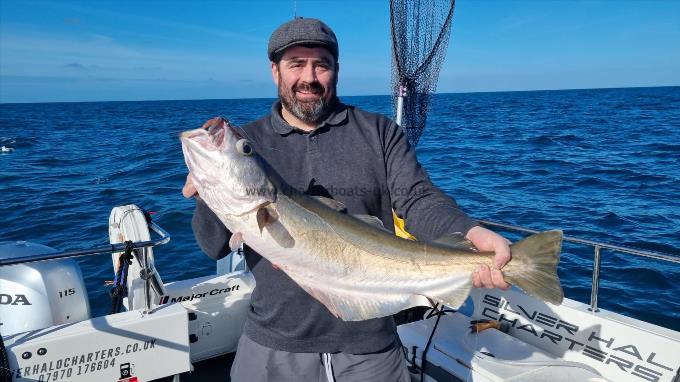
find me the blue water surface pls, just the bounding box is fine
[1,87,679,330]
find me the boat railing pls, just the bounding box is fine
[0,221,170,267]
[480,220,680,313]
[0,221,170,314]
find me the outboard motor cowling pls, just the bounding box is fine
[0,241,90,336]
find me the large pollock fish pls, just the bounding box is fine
[181,118,564,321]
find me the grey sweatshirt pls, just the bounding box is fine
[191,101,478,354]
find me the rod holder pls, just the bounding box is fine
[589,245,602,312]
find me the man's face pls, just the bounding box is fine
[271,45,338,124]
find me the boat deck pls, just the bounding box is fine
[156,353,235,381]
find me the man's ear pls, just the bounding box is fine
[271,62,280,87]
[335,61,340,86]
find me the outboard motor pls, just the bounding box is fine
[0,241,90,336]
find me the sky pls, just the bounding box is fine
[0,0,678,103]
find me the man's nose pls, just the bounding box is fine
[300,63,317,82]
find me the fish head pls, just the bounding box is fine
[181,117,276,216]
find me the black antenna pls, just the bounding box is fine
[293,0,297,18]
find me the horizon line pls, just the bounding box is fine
[1,84,678,106]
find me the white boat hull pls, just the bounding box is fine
[4,303,192,382]
[398,288,680,382]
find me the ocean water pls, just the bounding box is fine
[1,87,679,331]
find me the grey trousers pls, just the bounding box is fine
[230,334,411,382]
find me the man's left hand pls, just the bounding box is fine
[465,226,511,290]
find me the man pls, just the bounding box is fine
[183,17,511,382]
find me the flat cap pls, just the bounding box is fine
[268,18,338,61]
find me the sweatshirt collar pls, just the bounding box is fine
[270,100,348,135]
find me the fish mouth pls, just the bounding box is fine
[180,130,204,139]
[181,129,215,152]
[209,119,246,149]
[181,119,238,151]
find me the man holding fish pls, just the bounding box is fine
[181,17,561,382]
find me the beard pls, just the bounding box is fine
[278,75,336,124]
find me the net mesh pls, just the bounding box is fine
[390,0,455,146]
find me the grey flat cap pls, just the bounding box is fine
[268,18,338,61]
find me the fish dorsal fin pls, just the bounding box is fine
[353,214,391,233]
[311,196,347,213]
[432,233,478,252]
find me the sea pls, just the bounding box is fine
[1,86,679,331]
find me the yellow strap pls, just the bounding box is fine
[392,210,416,240]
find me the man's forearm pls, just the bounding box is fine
[192,197,232,260]
[404,198,479,240]
[383,120,478,240]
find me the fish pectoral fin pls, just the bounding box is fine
[255,204,294,248]
[256,204,278,233]
[265,222,295,248]
[432,233,479,252]
[352,214,391,233]
[311,196,348,213]
[228,232,244,251]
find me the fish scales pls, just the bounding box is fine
[269,194,478,286]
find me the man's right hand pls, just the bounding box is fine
[182,173,197,198]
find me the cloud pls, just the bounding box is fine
[1,29,264,80]
[64,63,87,70]
[132,66,163,71]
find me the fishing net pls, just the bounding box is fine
[390,0,456,146]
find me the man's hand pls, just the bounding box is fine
[465,226,511,290]
[182,173,197,198]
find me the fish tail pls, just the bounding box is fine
[503,230,564,305]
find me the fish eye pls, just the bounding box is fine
[236,139,254,156]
